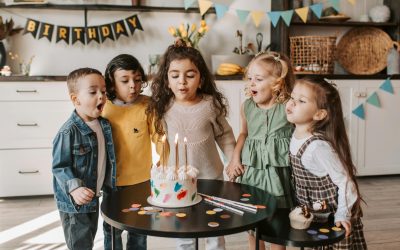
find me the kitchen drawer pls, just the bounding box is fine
[0,101,73,149]
[0,82,69,101]
[0,148,53,197]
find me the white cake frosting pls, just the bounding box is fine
[149,165,200,208]
[289,206,314,229]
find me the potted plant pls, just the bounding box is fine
[0,16,23,68]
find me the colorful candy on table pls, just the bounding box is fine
[121,192,267,228]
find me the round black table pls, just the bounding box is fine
[101,179,277,250]
[258,208,346,249]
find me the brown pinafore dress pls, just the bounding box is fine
[290,136,367,250]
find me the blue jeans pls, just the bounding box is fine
[102,186,147,250]
[59,210,99,250]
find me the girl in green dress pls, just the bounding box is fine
[226,51,295,250]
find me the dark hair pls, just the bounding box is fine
[67,67,103,94]
[104,54,147,100]
[147,43,228,135]
[296,76,364,217]
[244,51,295,103]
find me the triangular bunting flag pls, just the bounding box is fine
[329,0,341,12]
[310,3,323,19]
[352,104,365,120]
[267,11,281,27]
[214,3,228,20]
[184,0,196,10]
[198,0,213,16]
[347,0,356,6]
[281,10,294,26]
[251,11,265,27]
[295,7,309,23]
[379,78,394,94]
[366,92,381,108]
[236,9,250,24]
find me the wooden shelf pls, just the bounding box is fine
[0,3,215,13]
[291,21,398,27]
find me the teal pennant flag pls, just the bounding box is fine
[352,104,365,120]
[379,78,394,94]
[281,10,294,26]
[184,0,196,10]
[310,3,323,19]
[329,0,341,12]
[215,3,228,20]
[236,9,250,24]
[267,11,281,27]
[366,92,381,107]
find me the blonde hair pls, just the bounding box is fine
[244,51,294,103]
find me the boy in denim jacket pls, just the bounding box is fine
[52,68,116,250]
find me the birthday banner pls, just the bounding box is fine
[352,78,395,120]
[185,0,356,27]
[23,14,143,45]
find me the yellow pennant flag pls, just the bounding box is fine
[347,0,356,5]
[295,7,309,23]
[251,11,265,27]
[198,0,213,16]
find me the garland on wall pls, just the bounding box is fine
[352,78,395,120]
[23,14,143,45]
[185,0,356,27]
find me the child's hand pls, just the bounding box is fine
[336,221,352,237]
[226,160,245,181]
[70,187,95,205]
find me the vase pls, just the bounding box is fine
[0,41,6,68]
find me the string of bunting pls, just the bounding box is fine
[23,14,143,45]
[185,0,356,27]
[352,77,395,120]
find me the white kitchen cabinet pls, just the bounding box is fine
[334,79,400,176]
[0,82,73,197]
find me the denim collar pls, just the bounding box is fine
[70,110,95,136]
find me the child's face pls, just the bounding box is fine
[167,59,201,105]
[285,83,320,126]
[247,61,277,109]
[71,74,106,122]
[113,69,143,103]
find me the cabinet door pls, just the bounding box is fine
[336,80,360,169]
[356,80,400,175]
[0,148,53,197]
[216,81,246,138]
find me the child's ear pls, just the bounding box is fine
[313,109,327,121]
[70,93,80,106]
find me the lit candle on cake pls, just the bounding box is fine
[161,134,166,169]
[184,137,188,171]
[174,133,179,172]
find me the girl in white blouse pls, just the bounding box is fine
[285,76,367,249]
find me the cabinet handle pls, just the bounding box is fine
[18,170,39,174]
[17,123,38,127]
[16,89,37,93]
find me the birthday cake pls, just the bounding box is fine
[289,205,314,229]
[148,165,201,208]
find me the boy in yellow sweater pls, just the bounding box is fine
[102,54,162,250]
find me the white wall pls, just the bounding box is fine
[1,0,271,76]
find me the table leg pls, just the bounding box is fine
[255,227,260,250]
[111,226,115,250]
[195,238,199,250]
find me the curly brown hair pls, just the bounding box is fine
[147,43,228,136]
[243,51,295,103]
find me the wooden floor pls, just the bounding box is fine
[0,175,399,250]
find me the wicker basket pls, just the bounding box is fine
[336,27,393,75]
[290,36,337,74]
